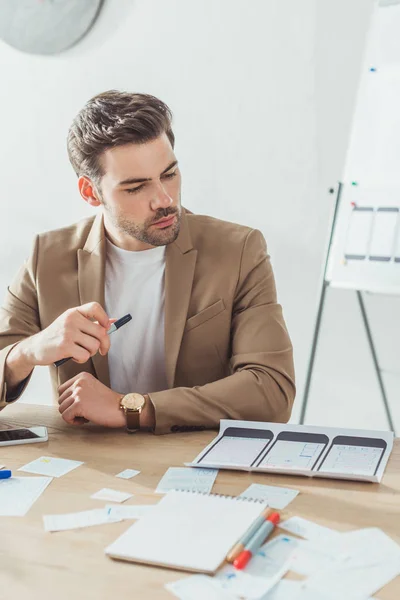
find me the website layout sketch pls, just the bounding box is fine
[188,421,394,483]
[344,206,399,262]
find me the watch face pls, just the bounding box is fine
[122,394,145,411]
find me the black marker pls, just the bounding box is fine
[54,313,132,367]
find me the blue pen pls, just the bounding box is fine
[0,470,12,480]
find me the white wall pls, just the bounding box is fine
[1,0,396,431]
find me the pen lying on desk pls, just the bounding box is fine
[54,313,132,367]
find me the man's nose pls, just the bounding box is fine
[152,182,173,209]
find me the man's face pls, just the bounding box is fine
[97,133,182,248]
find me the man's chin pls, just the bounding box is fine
[145,222,181,247]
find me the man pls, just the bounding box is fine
[0,91,295,434]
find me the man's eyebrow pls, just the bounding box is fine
[118,160,178,186]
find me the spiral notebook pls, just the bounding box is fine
[105,490,266,573]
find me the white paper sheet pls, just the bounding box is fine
[290,539,339,576]
[90,488,133,503]
[261,580,378,600]
[43,508,121,532]
[304,561,399,599]
[279,517,340,543]
[250,535,300,577]
[115,469,140,479]
[156,467,218,494]
[166,575,238,600]
[0,464,5,469]
[214,564,289,600]
[334,527,400,567]
[0,476,52,516]
[18,456,83,478]
[104,504,153,520]
[239,484,299,509]
[260,580,305,600]
[289,527,400,598]
[344,207,374,259]
[290,527,400,576]
[369,209,398,261]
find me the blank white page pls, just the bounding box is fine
[0,476,52,516]
[105,490,265,573]
[394,217,400,262]
[369,208,398,261]
[344,207,374,259]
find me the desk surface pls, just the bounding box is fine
[0,404,399,600]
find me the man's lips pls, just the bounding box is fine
[152,215,176,228]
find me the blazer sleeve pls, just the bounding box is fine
[0,236,41,409]
[149,229,296,434]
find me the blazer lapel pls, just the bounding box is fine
[77,212,110,388]
[164,210,197,388]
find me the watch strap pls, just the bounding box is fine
[125,407,141,432]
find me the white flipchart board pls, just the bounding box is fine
[326,0,400,295]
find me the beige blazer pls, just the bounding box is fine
[0,209,295,434]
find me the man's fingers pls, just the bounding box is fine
[74,332,100,357]
[58,374,81,396]
[58,386,73,405]
[77,302,110,329]
[61,405,80,425]
[77,316,111,356]
[58,395,74,414]
[70,344,91,365]
[79,317,108,339]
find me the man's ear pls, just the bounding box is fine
[78,176,101,207]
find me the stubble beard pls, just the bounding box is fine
[105,204,182,247]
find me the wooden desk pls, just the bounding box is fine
[0,404,399,600]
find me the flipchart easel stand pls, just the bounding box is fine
[298,182,396,433]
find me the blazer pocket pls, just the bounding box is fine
[185,299,226,332]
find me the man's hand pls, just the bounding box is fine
[5,302,113,394]
[58,372,125,427]
[27,302,112,366]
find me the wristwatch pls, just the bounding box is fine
[119,393,147,432]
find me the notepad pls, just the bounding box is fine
[105,490,266,574]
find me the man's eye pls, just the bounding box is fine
[163,171,177,180]
[126,185,144,194]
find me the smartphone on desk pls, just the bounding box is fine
[197,427,274,468]
[0,427,48,447]
[255,431,329,471]
[318,435,387,477]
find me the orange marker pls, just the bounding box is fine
[226,507,271,563]
[233,512,280,570]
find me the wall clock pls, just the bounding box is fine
[0,0,104,55]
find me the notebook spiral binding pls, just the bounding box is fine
[172,489,266,502]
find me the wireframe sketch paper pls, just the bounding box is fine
[43,508,121,532]
[104,504,154,520]
[239,483,299,509]
[155,467,218,494]
[185,420,394,483]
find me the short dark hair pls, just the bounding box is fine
[67,90,175,183]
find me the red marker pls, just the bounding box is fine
[233,512,280,570]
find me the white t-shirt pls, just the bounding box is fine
[105,238,168,395]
